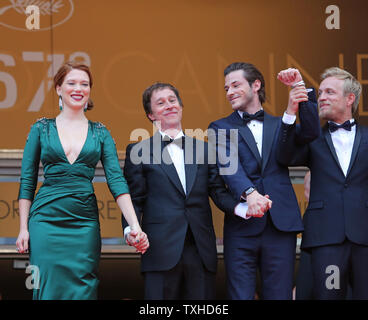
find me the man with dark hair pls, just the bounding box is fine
[142,82,184,121]
[122,82,240,299]
[208,63,319,299]
[277,67,368,299]
[223,62,266,104]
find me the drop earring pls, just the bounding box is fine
[59,96,63,111]
[84,101,88,112]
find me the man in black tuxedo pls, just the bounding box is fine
[277,67,368,299]
[122,82,239,299]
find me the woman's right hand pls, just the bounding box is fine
[16,229,29,254]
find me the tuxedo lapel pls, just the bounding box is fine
[184,136,197,197]
[346,124,361,177]
[323,126,345,176]
[150,133,186,196]
[230,112,262,167]
[261,113,279,172]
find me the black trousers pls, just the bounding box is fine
[224,214,297,300]
[311,239,368,300]
[144,228,216,300]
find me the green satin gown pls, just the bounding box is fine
[18,118,129,300]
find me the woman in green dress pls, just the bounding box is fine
[15,61,149,300]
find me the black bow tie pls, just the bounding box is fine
[162,136,185,149]
[328,120,356,133]
[242,110,264,124]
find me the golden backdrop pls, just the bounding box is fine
[1,0,367,237]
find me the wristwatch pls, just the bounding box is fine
[245,187,256,196]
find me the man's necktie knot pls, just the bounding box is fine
[328,120,356,133]
[242,110,264,124]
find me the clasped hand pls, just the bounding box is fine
[277,68,308,115]
[246,191,272,218]
[126,228,149,254]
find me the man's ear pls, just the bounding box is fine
[252,79,261,93]
[346,92,356,110]
[148,113,155,122]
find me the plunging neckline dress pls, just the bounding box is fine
[18,118,129,300]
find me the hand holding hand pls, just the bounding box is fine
[246,191,272,218]
[126,227,149,254]
[286,85,309,115]
[277,68,303,87]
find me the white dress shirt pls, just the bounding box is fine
[328,119,356,176]
[282,115,356,177]
[237,110,263,156]
[160,130,186,193]
[235,109,269,220]
[235,111,296,220]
